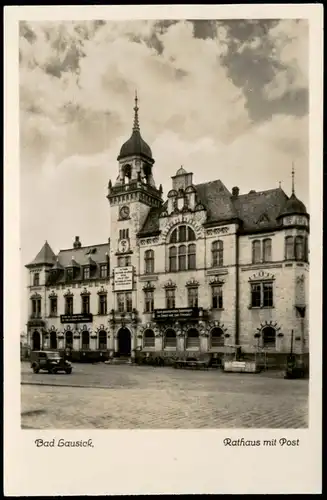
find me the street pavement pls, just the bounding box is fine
[21,361,308,429]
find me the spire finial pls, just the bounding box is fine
[133,90,139,131]
[291,162,295,195]
[279,181,282,189]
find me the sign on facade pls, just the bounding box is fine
[114,266,133,291]
[60,313,93,324]
[154,307,200,321]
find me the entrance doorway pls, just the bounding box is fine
[50,331,57,350]
[32,331,41,351]
[117,328,131,356]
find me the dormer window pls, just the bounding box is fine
[66,268,74,282]
[100,264,108,279]
[83,267,90,280]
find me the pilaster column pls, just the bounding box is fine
[130,325,136,359]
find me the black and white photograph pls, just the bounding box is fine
[4,4,322,496]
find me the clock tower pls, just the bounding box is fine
[107,93,163,278]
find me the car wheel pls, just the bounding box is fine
[65,368,72,374]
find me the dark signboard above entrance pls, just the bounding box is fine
[153,308,200,321]
[60,313,93,324]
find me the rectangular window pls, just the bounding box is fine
[178,246,187,271]
[119,229,129,240]
[81,295,90,314]
[251,282,274,308]
[212,285,223,309]
[98,294,107,315]
[126,292,132,312]
[187,287,198,308]
[65,296,73,315]
[118,256,131,267]
[263,239,272,262]
[100,264,108,278]
[49,297,57,316]
[263,283,273,307]
[116,292,132,313]
[83,267,90,280]
[31,298,42,317]
[166,289,176,309]
[251,283,262,308]
[33,273,40,286]
[144,290,154,313]
[117,293,125,313]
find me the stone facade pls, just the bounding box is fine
[25,99,309,365]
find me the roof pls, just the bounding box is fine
[45,242,110,286]
[117,129,153,162]
[174,166,188,176]
[56,243,110,268]
[233,187,289,232]
[278,193,308,218]
[138,205,164,236]
[26,241,56,268]
[138,182,296,236]
[196,180,238,223]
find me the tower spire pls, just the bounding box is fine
[133,90,139,132]
[291,162,295,195]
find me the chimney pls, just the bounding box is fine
[73,236,81,249]
[232,186,239,197]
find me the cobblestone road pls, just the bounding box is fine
[21,362,308,429]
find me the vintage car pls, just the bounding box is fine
[30,350,72,374]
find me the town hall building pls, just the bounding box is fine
[26,95,309,366]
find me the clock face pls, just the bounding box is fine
[118,239,130,253]
[120,205,130,219]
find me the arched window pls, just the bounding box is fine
[262,327,276,348]
[186,328,199,349]
[178,245,187,271]
[212,240,224,267]
[82,331,90,350]
[98,330,107,350]
[144,249,155,274]
[50,331,57,350]
[188,244,196,270]
[65,331,73,348]
[143,329,155,348]
[170,229,178,243]
[169,226,197,271]
[252,240,261,264]
[187,227,196,241]
[169,246,177,272]
[211,328,224,348]
[263,238,272,262]
[164,329,176,348]
[295,236,304,261]
[285,236,294,260]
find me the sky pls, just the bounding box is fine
[19,19,309,331]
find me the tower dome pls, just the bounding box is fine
[117,93,153,163]
[278,166,308,218]
[278,193,307,217]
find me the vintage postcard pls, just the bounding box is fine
[4,4,323,496]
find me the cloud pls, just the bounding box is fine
[263,20,308,99]
[20,20,251,169]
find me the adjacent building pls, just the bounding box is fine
[26,96,309,365]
